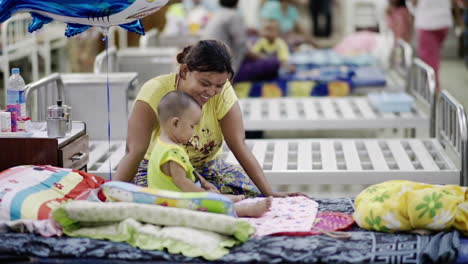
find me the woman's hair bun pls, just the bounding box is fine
[176,45,192,64]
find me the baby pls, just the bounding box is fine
[148,91,272,217]
[252,19,295,73]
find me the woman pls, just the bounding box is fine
[114,40,302,198]
[409,0,455,91]
[386,0,413,43]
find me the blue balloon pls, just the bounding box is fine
[0,0,169,37]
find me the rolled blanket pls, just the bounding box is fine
[53,201,255,260]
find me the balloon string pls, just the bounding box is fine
[104,34,112,181]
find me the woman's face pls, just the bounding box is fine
[180,68,230,106]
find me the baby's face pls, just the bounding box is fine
[175,103,202,144]
[262,21,280,42]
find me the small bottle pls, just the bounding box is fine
[0,111,12,132]
[6,68,26,118]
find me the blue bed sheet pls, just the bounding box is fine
[456,238,468,264]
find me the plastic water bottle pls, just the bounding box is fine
[6,68,26,117]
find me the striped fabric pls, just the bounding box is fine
[0,165,106,221]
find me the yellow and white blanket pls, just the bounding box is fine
[354,180,468,235]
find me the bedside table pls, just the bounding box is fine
[0,121,89,171]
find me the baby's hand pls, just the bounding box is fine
[203,182,220,194]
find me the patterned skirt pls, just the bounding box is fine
[133,158,262,198]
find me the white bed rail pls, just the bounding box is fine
[437,91,468,185]
[24,73,64,121]
[139,29,159,48]
[408,58,437,137]
[1,13,39,96]
[93,46,118,74]
[390,39,413,80]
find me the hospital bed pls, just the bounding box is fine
[25,72,139,140]
[88,89,467,197]
[0,13,39,93]
[226,90,467,187]
[240,58,434,137]
[0,196,462,264]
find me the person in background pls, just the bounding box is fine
[385,0,413,43]
[114,39,305,198]
[251,19,295,73]
[148,90,273,217]
[202,0,282,83]
[409,0,457,92]
[309,0,333,38]
[260,0,318,47]
[457,0,468,67]
[202,0,252,72]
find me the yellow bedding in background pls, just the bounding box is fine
[354,180,468,235]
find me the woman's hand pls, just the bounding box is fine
[269,191,311,199]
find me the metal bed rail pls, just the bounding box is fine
[139,29,159,48]
[390,39,413,80]
[407,58,437,137]
[24,73,65,121]
[437,91,468,185]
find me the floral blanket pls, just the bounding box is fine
[354,180,468,235]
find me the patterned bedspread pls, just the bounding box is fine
[0,198,460,264]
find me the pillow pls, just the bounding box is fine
[0,165,106,221]
[102,181,237,217]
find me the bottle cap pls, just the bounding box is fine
[11,68,20,74]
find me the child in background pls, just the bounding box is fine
[252,19,295,73]
[385,0,413,43]
[148,91,272,217]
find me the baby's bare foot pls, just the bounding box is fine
[236,197,273,218]
[225,194,245,203]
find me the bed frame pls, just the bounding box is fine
[24,72,138,140]
[93,45,178,94]
[88,90,467,189]
[0,13,39,93]
[240,58,434,137]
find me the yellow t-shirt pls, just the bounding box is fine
[135,73,238,167]
[252,37,290,62]
[148,138,197,192]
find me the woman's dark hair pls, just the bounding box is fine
[176,40,234,78]
[219,0,238,8]
[393,0,406,7]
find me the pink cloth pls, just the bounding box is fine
[334,31,378,55]
[386,7,413,43]
[417,28,449,91]
[237,196,318,237]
